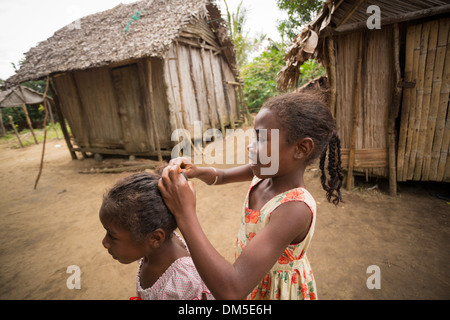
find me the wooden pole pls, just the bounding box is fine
[347,32,363,190]
[34,75,50,190]
[49,80,77,160]
[46,99,59,139]
[200,46,217,129]
[21,104,38,144]
[7,115,23,147]
[388,24,403,196]
[176,41,189,130]
[146,60,163,162]
[327,36,337,119]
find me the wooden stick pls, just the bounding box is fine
[327,36,337,119]
[388,24,402,196]
[346,32,363,190]
[176,41,189,130]
[49,81,77,160]
[200,46,217,129]
[46,99,59,139]
[7,115,23,147]
[34,75,50,190]
[188,45,205,128]
[209,50,226,134]
[219,58,235,130]
[146,60,163,162]
[21,104,38,144]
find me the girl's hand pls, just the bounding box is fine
[169,157,198,179]
[158,165,197,224]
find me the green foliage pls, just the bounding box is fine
[276,0,324,41]
[240,41,325,113]
[240,42,286,113]
[1,60,50,132]
[0,122,65,149]
[297,59,326,86]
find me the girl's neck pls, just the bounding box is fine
[140,236,190,289]
[143,236,189,266]
[270,167,306,192]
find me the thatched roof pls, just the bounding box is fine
[7,0,234,86]
[0,86,50,108]
[277,0,450,90]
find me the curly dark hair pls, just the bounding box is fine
[262,91,343,205]
[100,171,177,242]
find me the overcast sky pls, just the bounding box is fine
[0,0,287,80]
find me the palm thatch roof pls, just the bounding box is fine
[277,0,450,90]
[0,86,51,108]
[6,0,235,86]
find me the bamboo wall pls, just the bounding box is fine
[397,17,450,182]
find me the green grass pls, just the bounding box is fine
[0,122,66,149]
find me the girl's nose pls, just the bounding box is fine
[102,236,110,249]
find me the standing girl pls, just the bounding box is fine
[158,91,343,300]
[99,172,214,300]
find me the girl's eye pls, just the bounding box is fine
[107,233,117,241]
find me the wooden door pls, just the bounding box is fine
[111,64,150,153]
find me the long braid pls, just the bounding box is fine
[319,148,329,195]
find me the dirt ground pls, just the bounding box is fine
[0,132,449,300]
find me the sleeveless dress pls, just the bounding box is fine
[234,177,318,300]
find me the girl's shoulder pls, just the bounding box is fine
[248,177,316,217]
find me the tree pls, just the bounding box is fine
[223,0,264,68]
[240,41,286,113]
[276,0,324,40]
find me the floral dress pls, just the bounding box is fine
[234,177,318,300]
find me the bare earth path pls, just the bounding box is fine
[0,133,448,299]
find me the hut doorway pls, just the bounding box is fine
[111,64,150,153]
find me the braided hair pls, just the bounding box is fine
[262,91,343,205]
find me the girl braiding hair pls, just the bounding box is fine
[158,90,344,300]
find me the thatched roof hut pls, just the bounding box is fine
[279,0,450,195]
[6,0,242,160]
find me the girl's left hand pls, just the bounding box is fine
[158,165,197,223]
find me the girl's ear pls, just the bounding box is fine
[294,138,314,160]
[148,228,166,248]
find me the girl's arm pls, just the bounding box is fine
[158,165,312,300]
[169,157,253,185]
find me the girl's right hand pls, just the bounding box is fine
[169,157,198,179]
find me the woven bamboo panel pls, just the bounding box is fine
[397,17,450,182]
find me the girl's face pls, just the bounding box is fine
[99,210,147,264]
[248,108,297,178]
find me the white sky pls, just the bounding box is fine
[0,0,287,80]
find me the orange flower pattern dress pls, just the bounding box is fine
[234,177,318,300]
